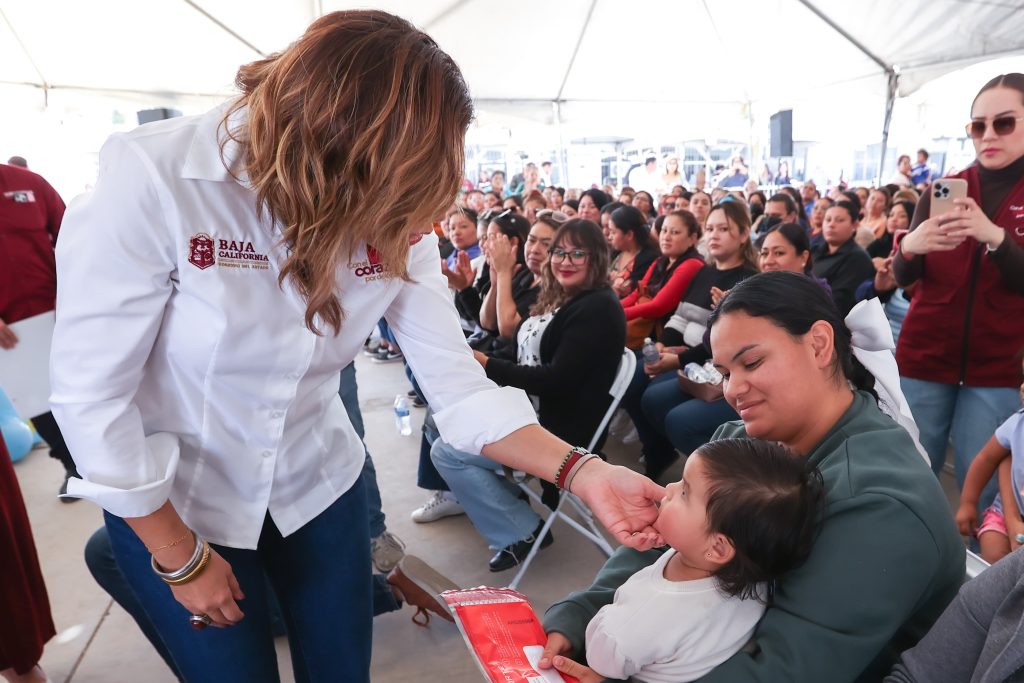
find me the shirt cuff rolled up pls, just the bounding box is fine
[432,385,538,454]
[64,432,180,518]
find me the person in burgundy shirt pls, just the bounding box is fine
[0,162,78,499]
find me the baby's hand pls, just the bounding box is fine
[537,632,573,670]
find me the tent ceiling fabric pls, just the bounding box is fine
[1,1,1022,111]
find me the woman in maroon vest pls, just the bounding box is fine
[894,74,1024,511]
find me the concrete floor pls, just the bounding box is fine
[15,353,963,682]
[16,353,647,683]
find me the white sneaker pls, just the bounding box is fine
[621,424,640,444]
[608,408,632,436]
[411,491,464,523]
[371,530,406,573]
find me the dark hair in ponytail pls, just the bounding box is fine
[973,73,1024,110]
[708,271,878,401]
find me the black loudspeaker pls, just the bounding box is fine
[770,110,793,157]
[137,108,182,125]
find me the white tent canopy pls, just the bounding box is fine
[3,1,1022,103]
[2,0,1024,190]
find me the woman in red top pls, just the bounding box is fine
[621,210,704,328]
[894,73,1024,509]
[0,436,56,683]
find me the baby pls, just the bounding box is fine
[585,438,825,683]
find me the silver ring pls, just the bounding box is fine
[189,613,212,630]
[1015,533,1024,545]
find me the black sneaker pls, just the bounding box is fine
[59,471,81,504]
[372,347,404,363]
[488,521,553,572]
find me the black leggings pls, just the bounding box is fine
[31,411,77,475]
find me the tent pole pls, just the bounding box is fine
[878,70,898,185]
[553,100,569,188]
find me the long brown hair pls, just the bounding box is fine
[223,10,473,334]
[709,201,760,272]
[531,219,610,315]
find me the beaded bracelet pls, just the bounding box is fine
[555,446,591,490]
[563,453,599,492]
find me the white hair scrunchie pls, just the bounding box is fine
[845,298,930,464]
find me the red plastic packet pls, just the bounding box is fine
[442,587,579,683]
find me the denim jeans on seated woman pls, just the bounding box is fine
[641,375,739,457]
[430,438,539,548]
[103,478,399,683]
[617,350,678,469]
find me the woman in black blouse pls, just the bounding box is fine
[431,219,626,572]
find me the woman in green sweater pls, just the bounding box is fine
[539,271,965,683]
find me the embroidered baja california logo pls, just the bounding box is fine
[188,233,216,270]
[215,238,270,270]
[347,245,388,282]
[187,233,271,271]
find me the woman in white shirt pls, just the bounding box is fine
[49,11,664,683]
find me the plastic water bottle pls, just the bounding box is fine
[641,337,660,366]
[684,362,707,383]
[394,395,412,436]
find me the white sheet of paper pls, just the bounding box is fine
[0,311,56,419]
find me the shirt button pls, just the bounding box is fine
[271,410,284,419]
[262,450,273,458]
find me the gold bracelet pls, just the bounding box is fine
[162,542,212,587]
[147,531,190,554]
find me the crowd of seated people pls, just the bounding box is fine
[66,71,1024,683]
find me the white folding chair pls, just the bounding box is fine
[965,548,989,581]
[507,348,637,590]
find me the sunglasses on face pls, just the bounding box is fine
[550,248,589,264]
[966,115,1024,139]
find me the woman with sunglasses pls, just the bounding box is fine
[894,74,1024,505]
[431,219,627,572]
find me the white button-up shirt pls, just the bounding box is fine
[50,103,537,549]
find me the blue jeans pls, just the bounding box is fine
[641,378,739,457]
[619,352,677,467]
[339,362,386,538]
[430,438,538,549]
[104,478,399,683]
[901,377,1019,509]
[84,528,182,680]
[417,409,449,492]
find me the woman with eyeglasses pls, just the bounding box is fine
[46,14,664,680]
[894,74,1024,507]
[430,219,626,572]
[608,205,660,299]
[632,191,657,225]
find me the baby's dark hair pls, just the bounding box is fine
[698,438,825,601]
